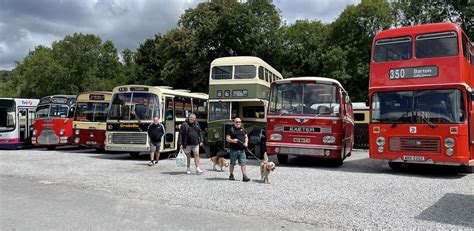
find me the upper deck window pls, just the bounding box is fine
[212,66,232,80]
[374,36,412,62]
[234,65,256,79]
[415,31,458,59]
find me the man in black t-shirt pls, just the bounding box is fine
[147,117,165,166]
[226,117,250,182]
[178,113,204,174]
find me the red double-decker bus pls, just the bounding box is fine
[369,23,473,172]
[32,95,76,149]
[73,91,112,150]
[266,77,354,165]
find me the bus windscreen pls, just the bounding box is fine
[371,89,465,124]
[374,36,412,62]
[108,93,159,120]
[269,83,340,116]
[0,100,15,132]
[76,102,109,122]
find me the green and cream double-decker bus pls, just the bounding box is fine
[207,56,283,158]
[105,85,208,157]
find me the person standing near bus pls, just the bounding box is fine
[147,116,165,166]
[226,117,250,182]
[179,113,204,174]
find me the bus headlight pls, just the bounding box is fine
[322,136,336,144]
[444,138,455,148]
[274,147,280,153]
[214,132,220,139]
[270,133,282,141]
[446,148,454,156]
[108,134,113,144]
[75,129,80,135]
[74,137,80,144]
[376,137,385,146]
[59,129,65,136]
[378,146,384,153]
[33,130,37,136]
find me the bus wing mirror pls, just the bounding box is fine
[345,95,350,104]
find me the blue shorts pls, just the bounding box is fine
[229,149,246,166]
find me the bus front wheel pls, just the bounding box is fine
[47,146,56,150]
[461,165,473,173]
[388,162,403,170]
[277,154,288,165]
[129,152,140,158]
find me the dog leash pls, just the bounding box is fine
[238,140,261,161]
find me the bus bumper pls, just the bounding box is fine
[266,142,342,157]
[105,145,150,152]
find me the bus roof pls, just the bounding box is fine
[0,98,39,107]
[352,102,368,110]
[374,23,463,40]
[274,77,346,91]
[38,95,76,106]
[76,91,113,103]
[111,85,208,99]
[211,56,282,78]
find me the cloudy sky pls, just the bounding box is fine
[0,0,359,70]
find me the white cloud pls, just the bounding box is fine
[0,0,356,70]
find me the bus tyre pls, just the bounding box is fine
[129,152,140,158]
[277,154,288,165]
[388,162,403,170]
[461,165,473,173]
[332,159,344,167]
[47,146,56,150]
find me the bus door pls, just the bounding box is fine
[17,108,28,143]
[164,97,175,149]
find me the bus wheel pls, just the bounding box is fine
[461,165,473,173]
[388,162,403,170]
[129,152,140,158]
[47,146,56,150]
[277,154,288,165]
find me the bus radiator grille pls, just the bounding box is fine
[279,147,324,156]
[37,130,60,145]
[112,133,147,144]
[389,137,440,153]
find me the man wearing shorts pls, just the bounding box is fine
[226,117,250,182]
[179,113,204,174]
[147,117,165,166]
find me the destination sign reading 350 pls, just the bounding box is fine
[389,66,438,80]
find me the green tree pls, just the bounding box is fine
[135,35,163,85]
[326,0,393,101]
[392,0,473,39]
[4,33,126,98]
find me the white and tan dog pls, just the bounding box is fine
[211,156,229,171]
[260,152,276,183]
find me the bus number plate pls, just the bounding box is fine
[293,138,310,143]
[403,156,424,161]
[86,141,97,145]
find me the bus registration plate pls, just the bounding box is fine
[403,156,424,161]
[86,141,97,145]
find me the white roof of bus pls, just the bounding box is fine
[211,56,282,77]
[275,77,345,89]
[0,98,40,106]
[352,102,369,110]
[112,85,208,99]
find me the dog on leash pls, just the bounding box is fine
[211,156,229,171]
[260,152,276,183]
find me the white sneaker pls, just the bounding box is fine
[196,167,204,174]
[186,168,191,175]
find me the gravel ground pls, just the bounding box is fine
[1,148,473,229]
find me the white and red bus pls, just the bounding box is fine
[73,91,112,150]
[32,95,76,149]
[369,23,473,172]
[0,98,39,149]
[266,77,354,165]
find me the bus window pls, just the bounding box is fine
[132,92,159,120]
[374,36,412,62]
[212,66,232,80]
[193,99,207,119]
[175,97,192,118]
[354,112,366,122]
[209,102,230,122]
[258,66,265,80]
[462,35,470,61]
[235,65,256,79]
[0,100,15,132]
[415,31,458,59]
[50,105,69,118]
[265,70,270,82]
[231,102,240,118]
[36,105,49,118]
[243,106,265,119]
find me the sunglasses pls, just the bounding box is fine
[234,121,242,124]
